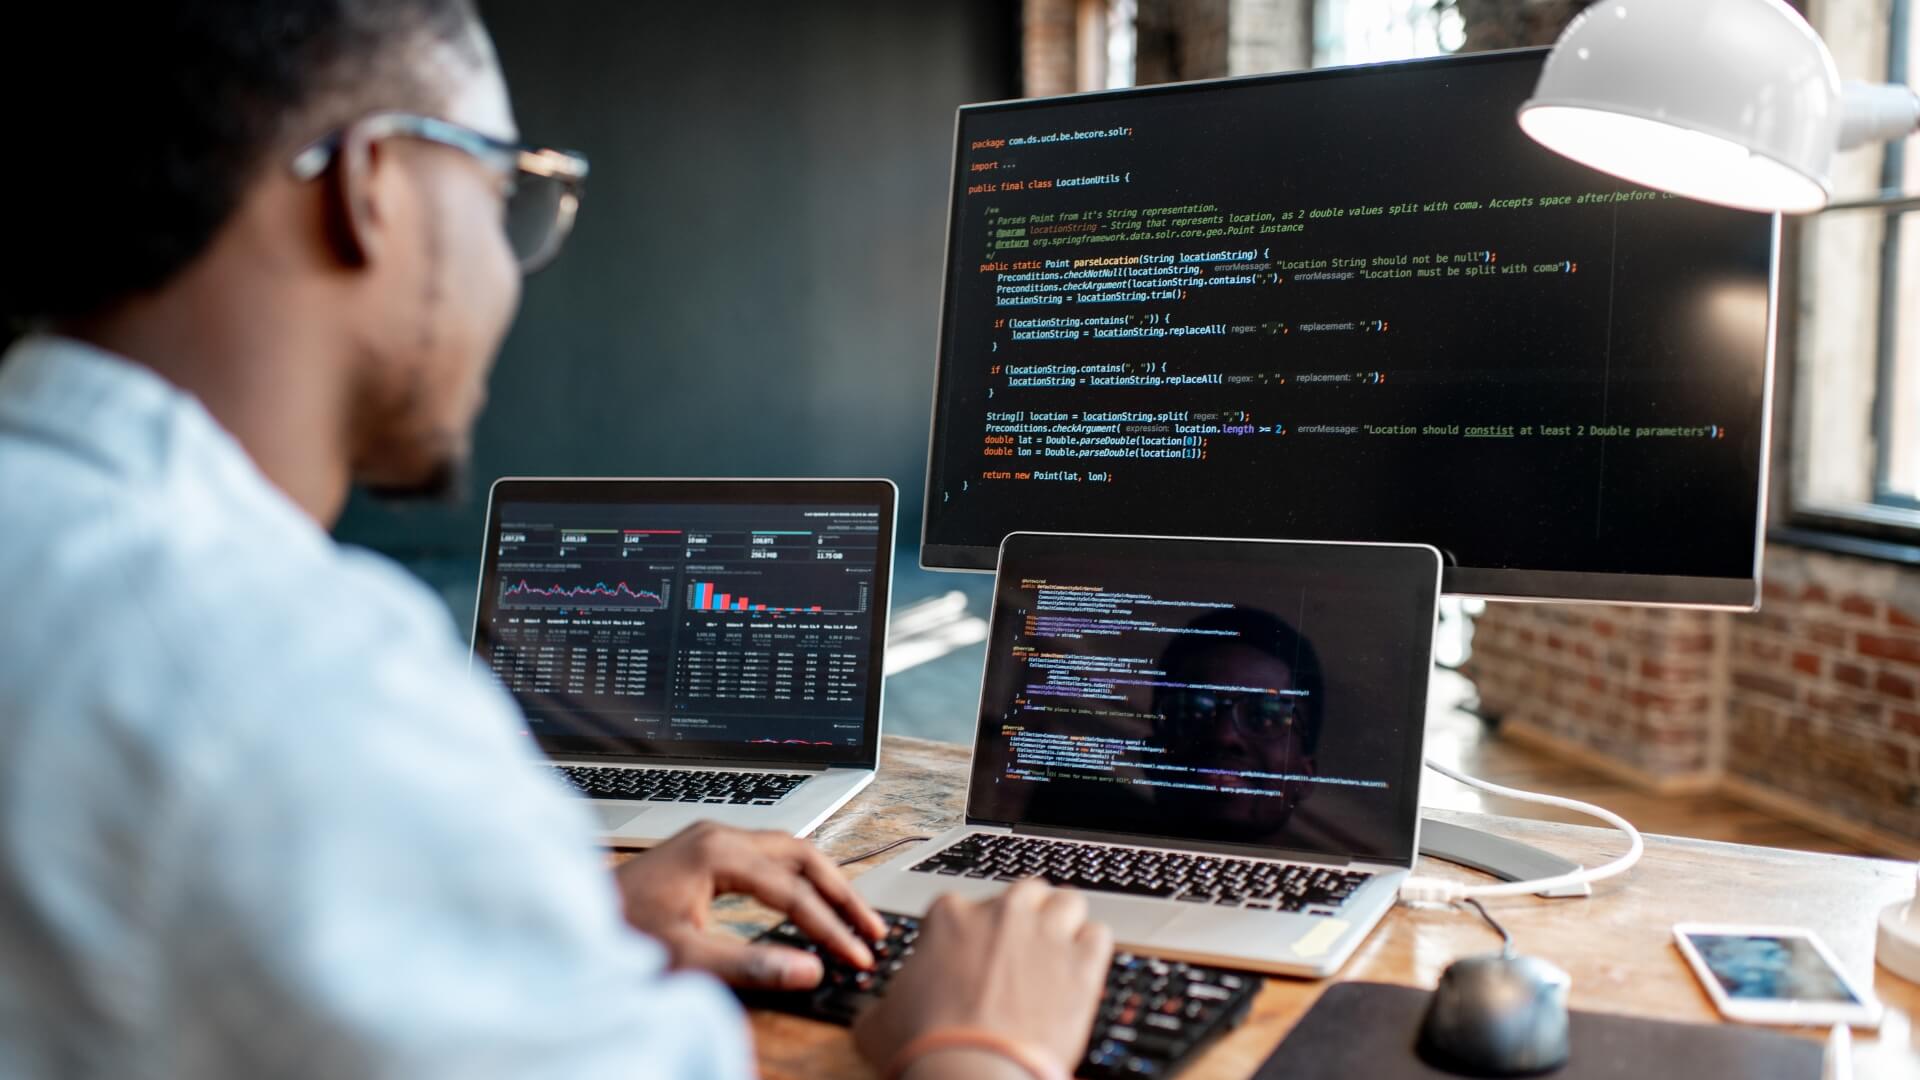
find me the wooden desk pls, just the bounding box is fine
[728,737,1920,1079]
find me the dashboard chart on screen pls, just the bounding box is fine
[922,49,1776,606]
[476,501,884,748]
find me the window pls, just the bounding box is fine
[1312,0,1464,66]
[1789,0,1920,540]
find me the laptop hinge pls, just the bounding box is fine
[1009,823,1362,867]
[549,751,831,772]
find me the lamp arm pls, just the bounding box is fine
[1823,191,1920,214]
[1839,81,1920,151]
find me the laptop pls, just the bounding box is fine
[470,478,896,845]
[855,531,1441,976]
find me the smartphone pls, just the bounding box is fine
[1673,923,1883,1027]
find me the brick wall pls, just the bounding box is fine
[1726,545,1920,844]
[1135,0,1229,84]
[1022,0,1079,97]
[1026,0,1313,93]
[1226,0,1312,74]
[1466,605,1723,785]
[1464,543,1920,851]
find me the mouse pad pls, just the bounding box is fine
[1253,982,1824,1079]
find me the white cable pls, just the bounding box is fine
[1397,757,1645,904]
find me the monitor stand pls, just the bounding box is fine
[1417,817,1592,898]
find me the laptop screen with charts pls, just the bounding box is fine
[472,478,895,769]
[965,532,1439,866]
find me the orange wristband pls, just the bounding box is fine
[883,1027,1070,1080]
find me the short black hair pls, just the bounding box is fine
[0,1,480,328]
[1155,606,1327,753]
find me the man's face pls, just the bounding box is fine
[1156,642,1316,835]
[1162,644,1311,774]
[350,28,523,499]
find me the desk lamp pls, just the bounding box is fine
[1517,0,1919,215]
[1518,0,1920,984]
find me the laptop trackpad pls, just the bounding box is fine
[1082,895,1185,943]
[593,804,647,831]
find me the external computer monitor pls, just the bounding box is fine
[920,48,1777,608]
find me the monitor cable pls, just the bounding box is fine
[1397,758,1644,904]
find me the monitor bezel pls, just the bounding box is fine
[473,477,896,768]
[961,531,1442,869]
[916,47,1777,612]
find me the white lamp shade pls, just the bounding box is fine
[1518,0,1843,214]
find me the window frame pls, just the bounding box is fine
[1870,0,1915,511]
[1782,0,1920,552]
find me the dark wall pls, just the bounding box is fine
[335,0,1019,570]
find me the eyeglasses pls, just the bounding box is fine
[290,112,589,274]
[1160,690,1303,739]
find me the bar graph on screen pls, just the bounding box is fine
[687,579,866,615]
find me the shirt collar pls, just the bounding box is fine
[0,333,324,543]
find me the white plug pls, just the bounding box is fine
[1398,877,1463,904]
[1905,864,1920,930]
[1823,1021,1853,1080]
[1875,862,1920,984]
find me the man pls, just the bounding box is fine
[0,3,1109,1078]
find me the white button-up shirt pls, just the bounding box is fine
[0,335,751,1078]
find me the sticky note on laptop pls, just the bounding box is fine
[1292,919,1350,958]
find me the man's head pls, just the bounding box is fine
[2,1,533,505]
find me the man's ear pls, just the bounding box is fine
[321,123,387,270]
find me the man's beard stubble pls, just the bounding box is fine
[361,450,470,506]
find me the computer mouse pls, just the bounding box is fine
[1417,953,1572,1077]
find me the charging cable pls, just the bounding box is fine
[1397,757,1644,904]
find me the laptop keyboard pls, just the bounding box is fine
[909,833,1370,913]
[739,911,1261,1078]
[551,765,807,805]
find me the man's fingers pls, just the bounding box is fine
[1000,876,1053,914]
[744,831,886,944]
[1039,885,1089,936]
[694,830,877,968]
[1075,918,1115,975]
[924,891,971,935]
[728,854,876,970]
[792,839,889,942]
[777,871,878,970]
[670,931,825,991]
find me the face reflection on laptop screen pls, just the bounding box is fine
[967,539,1433,863]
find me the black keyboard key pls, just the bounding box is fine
[814,991,875,1024]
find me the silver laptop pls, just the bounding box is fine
[471,478,895,845]
[855,532,1440,976]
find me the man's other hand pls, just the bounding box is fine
[615,822,887,990]
[852,879,1112,1075]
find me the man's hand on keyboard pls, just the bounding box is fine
[852,879,1113,1075]
[616,822,888,990]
